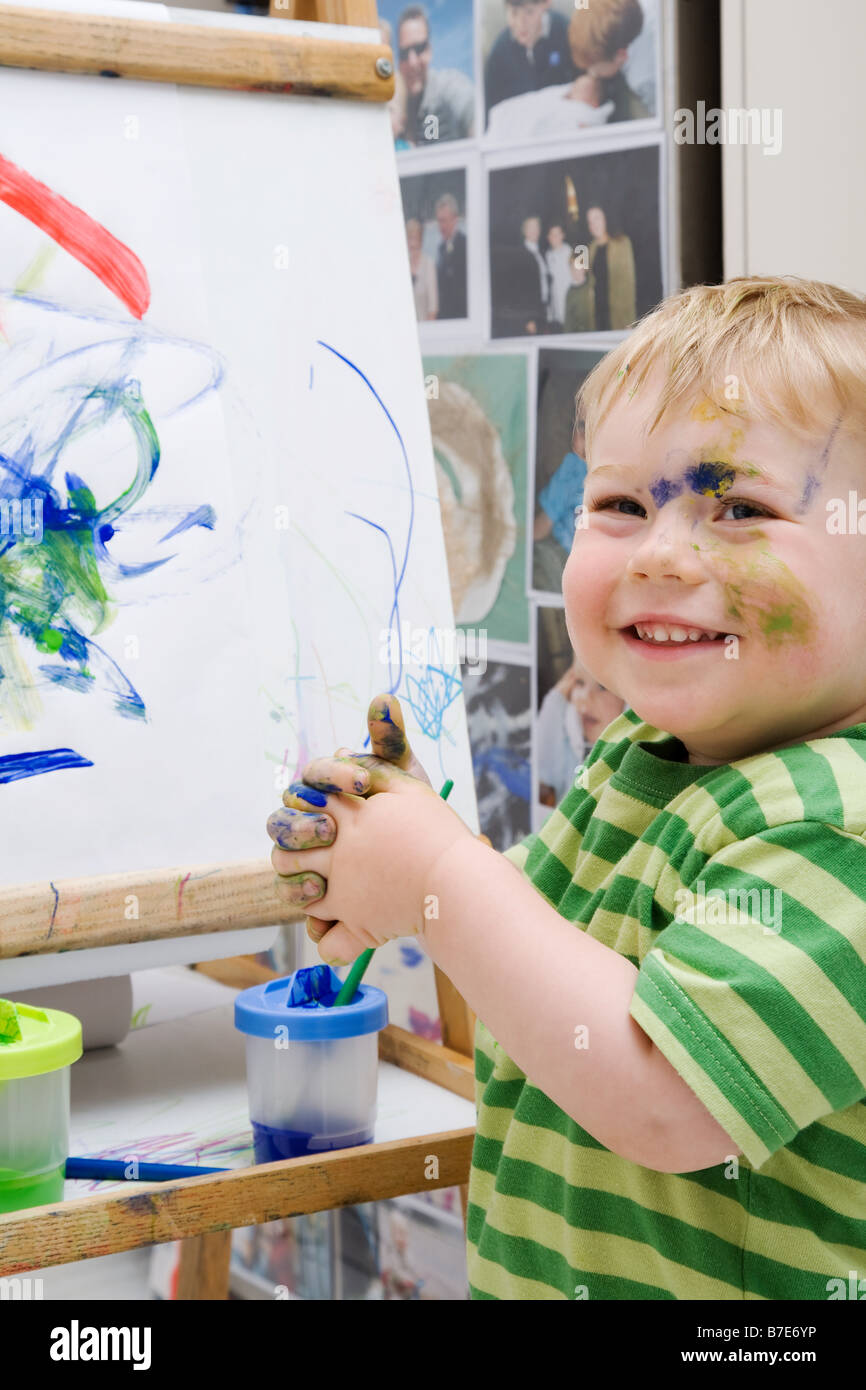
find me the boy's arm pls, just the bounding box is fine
[422,835,741,1174]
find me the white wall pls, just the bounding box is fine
[722,0,866,291]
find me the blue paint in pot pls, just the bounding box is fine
[251,1121,375,1162]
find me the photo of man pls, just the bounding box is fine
[379,0,476,147]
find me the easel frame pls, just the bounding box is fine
[0,0,476,1299]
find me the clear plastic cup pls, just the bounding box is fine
[234,965,388,1162]
[0,998,82,1213]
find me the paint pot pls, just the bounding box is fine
[0,998,82,1213]
[234,965,388,1162]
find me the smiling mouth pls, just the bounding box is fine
[622,625,729,646]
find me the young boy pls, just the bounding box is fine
[268,277,866,1300]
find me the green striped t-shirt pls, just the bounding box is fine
[467,707,866,1299]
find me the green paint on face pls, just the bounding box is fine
[720,554,815,648]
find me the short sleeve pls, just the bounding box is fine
[629,821,866,1169]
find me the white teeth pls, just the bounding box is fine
[634,623,719,643]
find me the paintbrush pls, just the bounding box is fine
[330,777,454,1007]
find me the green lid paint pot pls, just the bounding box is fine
[234,966,388,1162]
[0,998,82,1214]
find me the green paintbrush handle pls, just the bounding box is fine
[331,777,455,1006]
[334,950,374,1006]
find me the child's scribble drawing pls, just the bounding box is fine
[0,150,233,781]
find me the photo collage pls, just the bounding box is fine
[382,0,667,839]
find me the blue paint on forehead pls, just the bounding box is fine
[649,476,682,507]
[685,461,737,496]
[649,460,737,507]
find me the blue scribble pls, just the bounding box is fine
[0,749,93,783]
[315,341,415,744]
[0,292,228,776]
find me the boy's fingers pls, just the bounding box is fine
[367,693,432,786]
[313,920,363,968]
[273,872,327,906]
[306,914,335,944]
[296,758,370,797]
[267,807,335,850]
[270,843,330,879]
[367,693,413,768]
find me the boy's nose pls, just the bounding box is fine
[625,513,707,583]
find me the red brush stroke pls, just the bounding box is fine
[0,152,150,319]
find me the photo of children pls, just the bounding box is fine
[401,169,468,321]
[464,658,531,852]
[482,0,658,141]
[378,1,476,148]
[532,347,606,593]
[534,604,624,828]
[488,143,661,338]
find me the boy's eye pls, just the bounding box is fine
[589,495,773,522]
[590,495,647,517]
[718,498,773,521]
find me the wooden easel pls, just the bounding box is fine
[0,0,477,1299]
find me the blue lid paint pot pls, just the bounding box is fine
[234,965,388,1163]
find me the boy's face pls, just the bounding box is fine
[562,364,866,764]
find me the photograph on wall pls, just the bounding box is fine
[378,0,477,150]
[488,141,662,339]
[401,168,469,323]
[464,657,531,853]
[532,346,606,595]
[423,353,529,643]
[481,0,659,143]
[533,601,625,829]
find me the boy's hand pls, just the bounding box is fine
[300,693,432,795]
[267,694,433,941]
[272,769,473,965]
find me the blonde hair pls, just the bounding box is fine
[577,276,866,457]
[569,0,644,68]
